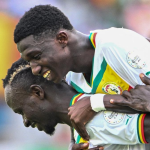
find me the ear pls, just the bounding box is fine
[56,31,68,48]
[29,85,44,100]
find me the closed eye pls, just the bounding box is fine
[33,53,41,60]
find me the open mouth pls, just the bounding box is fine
[43,70,51,80]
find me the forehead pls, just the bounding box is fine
[17,35,37,53]
[17,35,44,60]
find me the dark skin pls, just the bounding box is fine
[68,73,150,140]
[70,127,103,150]
[18,30,94,83]
[5,82,103,150]
[17,29,150,141]
[110,73,150,112]
[4,77,150,146]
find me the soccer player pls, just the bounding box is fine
[14,4,150,143]
[3,59,150,150]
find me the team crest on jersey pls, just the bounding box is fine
[102,82,122,94]
[103,111,125,125]
[126,51,146,69]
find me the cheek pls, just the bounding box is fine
[41,56,55,68]
[23,105,38,120]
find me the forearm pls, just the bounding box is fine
[103,95,141,114]
[91,94,141,114]
[68,93,149,143]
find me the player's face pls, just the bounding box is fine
[17,35,70,83]
[5,85,58,135]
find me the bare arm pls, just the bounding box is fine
[68,94,140,140]
[110,74,150,112]
[68,127,104,150]
[68,74,150,140]
[103,94,141,113]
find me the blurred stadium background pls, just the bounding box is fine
[0,0,150,149]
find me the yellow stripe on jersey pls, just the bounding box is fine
[89,32,97,48]
[70,95,89,149]
[74,129,88,149]
[137,114,148,144]
[76,131,88,144]
[70,93,83,106]
[92,57,131,94]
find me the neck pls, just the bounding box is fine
[57,86,77,127]
[47,82,77,127]
[69,30,95,74]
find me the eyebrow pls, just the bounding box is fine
[26,51,37,57]
[23,49,41,59]
[18,42,30,53]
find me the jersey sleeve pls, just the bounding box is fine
[96,28,150,87]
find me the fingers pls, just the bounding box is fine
[140,73,150,85]
[71,143,89,150]
[72,143,104,150]
[109,94,130,106]
[121,90,132,99]
[88,146,104,150]
[74,143,89,149]
[110,99,129,106]
[71,121,90,141]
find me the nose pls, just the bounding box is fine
[23,116,31,127]
[30,61,41,75]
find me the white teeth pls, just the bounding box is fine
[43,70,51,79]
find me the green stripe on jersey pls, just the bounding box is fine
[71,81,84,93]
[92,58,107,94]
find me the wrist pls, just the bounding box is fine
[90,94,106,112]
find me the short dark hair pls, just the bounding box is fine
[3,58,49,91]
[14,5,73,43]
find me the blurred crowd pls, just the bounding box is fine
[0,0,150,149]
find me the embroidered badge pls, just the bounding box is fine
[103,111,125,125]
[102,82,122,94]
[126,51,146,69]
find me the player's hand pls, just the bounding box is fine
[68,96,97,141]
[71,143,103,150]
[140,73,150,85]
[110,73,150,112]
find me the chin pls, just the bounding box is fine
[53,74,65,84]
[53,78,62,84]
[44,127,55,136]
